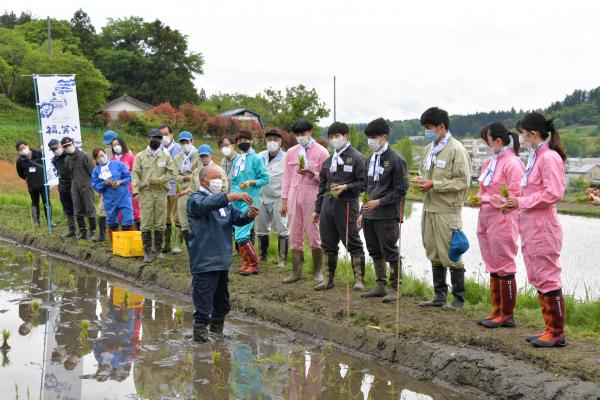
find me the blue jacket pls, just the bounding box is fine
[187,190,254,274]
[91,160,132,206]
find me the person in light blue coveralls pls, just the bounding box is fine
[91,148,134,242]
[230,130,269,276]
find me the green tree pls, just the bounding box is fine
[0,11,32,28]
[15,19,83,55]
[348,124,367,153]
[0,28,29,99]
[70,9,97,60]
[263,84,330,130]
[393,137,414,170]
[95,17,204,105]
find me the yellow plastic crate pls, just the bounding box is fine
[112,231,144,257]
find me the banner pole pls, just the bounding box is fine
[32,75,53,235]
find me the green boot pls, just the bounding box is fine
[171,226,182,255]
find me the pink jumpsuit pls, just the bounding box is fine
[112,152,141,221]
[517,144,565,293]
[477,150,524,276]
[281,142,329,251]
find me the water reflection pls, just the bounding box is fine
[0,246,468,399]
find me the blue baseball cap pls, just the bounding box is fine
[48,139,61,149]
[103,130,117,145]
[198,144,212,156]
[178,131,193,142]
[449,230,470,263]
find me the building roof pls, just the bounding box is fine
[566,164,600,174]
[219,108,263,128]
[101,94,153,112]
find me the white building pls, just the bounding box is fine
[220,108,263,130]
[461,138,492,178]
[100,94,153,120]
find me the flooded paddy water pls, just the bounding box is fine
[0,245,469,400]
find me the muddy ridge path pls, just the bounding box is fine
[1,227,599,400]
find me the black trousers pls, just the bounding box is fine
[319,197,364,256]
[58,187,74,216]
[363,218,400,263]
[29,187,51,219]
[192,270,231,326]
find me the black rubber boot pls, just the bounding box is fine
[142,231,153,263]
[97,216,106,242]
[134,220,141,231]
[314,253,336,291]
[32,206,41,228]
[209,317,225,335]
[193,324,208,343]
[76,217,87,240]
[163,223,172,253]
[259,235,269,262]
[420,266,448,307]
[88,217,99,241]
[443,268,466,311]
[383,260,402,303]
[182,230,190,252]
[61,215,77,238]
[361,259,388,298]
[155,230,164,260]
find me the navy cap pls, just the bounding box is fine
[148,128,162,138]
[449,230,470,262]
[48,139,61,149]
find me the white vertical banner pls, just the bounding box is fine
[34,75,83,187]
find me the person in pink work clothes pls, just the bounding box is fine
[280,119,329,284]
[110,137,141,229]
[475,123,524,329]
[502,112,568,348]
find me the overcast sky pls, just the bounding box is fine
[9,0,600,125]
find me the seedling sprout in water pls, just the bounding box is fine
[1,329,10,350]
[79,320,90,341]
[174,308,184,326]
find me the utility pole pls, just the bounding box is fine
[333,75,337,122]
[47,17,52,57]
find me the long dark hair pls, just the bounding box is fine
[480,122,519,154]
[516,112,567,161]
[112,136,129,155]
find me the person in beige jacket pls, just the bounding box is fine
[412,107,471,311]
[133,129,175,263]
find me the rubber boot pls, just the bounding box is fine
[122,226,134,231]
[32,206,41,228]
[312,247,324,282]
[383,260,402,303]
[282,250,303,284]
[420,266,448,307]
[88,217,99,241]
[277,236,288,268]
[239,241,261,275]
[162,223,172,254]
[361,259,388,298]
[209,317,225,335]
[182,230,190,252]
[134,220,141,231]
[531,290,567,348]
[478,273,501,325]
[155,230,164,260]
[61,215,77,238]
[526,292,550,342]
[108,227,117,244]
[442,268,465,311]
[171,226,182,255]
[482,275,516,328]
[142,231,153,263]
[259,235,269,262]
[96,216,106,242]
[76,217,87,240]
[314,253,336,291]
[352,255,365,291]
[193,324,208,343]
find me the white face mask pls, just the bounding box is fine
[367,138,382,151]
[98,155,109,166]
[52,147,64,157]
[330,137,346,151]
[65,145,76,154]
[113,145,122,155]
[161,136,171,147]
[182,144,193,154]
[266,141,280,153]
[220,146,232,157]
[208,178,222,194]
[296,135,310,146]
[19,146,30,156]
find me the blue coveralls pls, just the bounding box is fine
[92,160,134,228]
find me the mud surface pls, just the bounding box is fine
[2,226,600,399]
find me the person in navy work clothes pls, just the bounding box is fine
[187,166,259,342]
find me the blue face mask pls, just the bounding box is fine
[424,129,437,141]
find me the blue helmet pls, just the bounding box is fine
[197,144,212,156]
[178,131,193,142]
[103,130,117,145]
